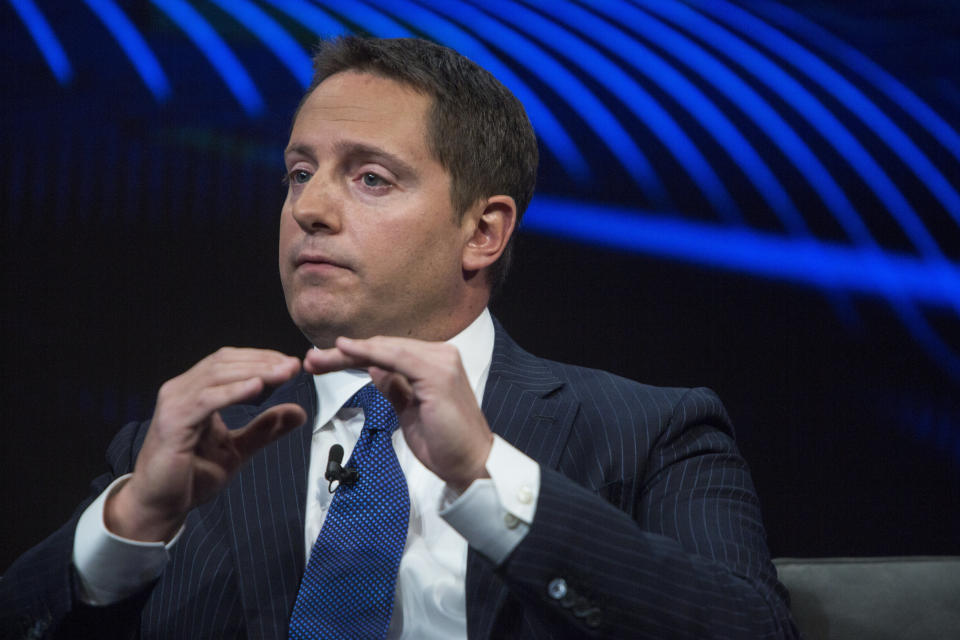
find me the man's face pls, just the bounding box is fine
[280,71,474,347]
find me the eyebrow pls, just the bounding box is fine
[284,141,419,183]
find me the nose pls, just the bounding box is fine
[289,174,342,234]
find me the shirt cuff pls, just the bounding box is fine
[72,474,183,605]
[439,435,540,565]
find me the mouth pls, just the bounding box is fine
[294,253,349,273]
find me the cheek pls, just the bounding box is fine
[279,200,292,229]
[401,220,464,279]
[278,210,299,286]
[278,206,297,248]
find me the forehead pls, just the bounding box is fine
[288,71,435,162]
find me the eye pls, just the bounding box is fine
[361,172,389,188]
[289,169,311,184]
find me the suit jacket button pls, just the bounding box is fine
[547,578,568,600]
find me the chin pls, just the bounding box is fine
[286,299,343,345]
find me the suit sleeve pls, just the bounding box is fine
[494,386,798,639]
[0,420,154,639]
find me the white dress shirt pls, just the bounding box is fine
[73,309,540,639]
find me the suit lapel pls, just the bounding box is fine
[466,321,580,639]
[224,372,316,639]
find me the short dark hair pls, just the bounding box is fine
[302,36,539,293]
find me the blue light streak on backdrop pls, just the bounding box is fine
[633,0,941,259]
[738,0,960,165]
[9,0,72,82]
[691,0,960,230]
[150,0,264,115]
[586,0,873,244]
[459,0,741,222]
[324,0,414,38]
[83,0,171,100]
[6,0,959,376]
[262,0,348,38]
[521,0,804,233]
[210,0,313,88]
[524,197,959,309]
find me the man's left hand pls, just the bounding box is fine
[304,336,493,493]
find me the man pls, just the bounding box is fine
[1,37,796,638]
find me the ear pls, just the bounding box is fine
[461,195,517,273]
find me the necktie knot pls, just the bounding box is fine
[344,383,399,433]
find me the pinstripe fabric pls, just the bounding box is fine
[465,321,796,638]
[0,321,795,639]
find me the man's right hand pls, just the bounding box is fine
[104,348,306,542]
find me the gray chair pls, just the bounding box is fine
[773,556,960,640]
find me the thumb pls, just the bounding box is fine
[230,403,307,461]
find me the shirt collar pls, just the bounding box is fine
[311,308,496,433]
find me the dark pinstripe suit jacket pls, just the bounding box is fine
[1,322,797,639]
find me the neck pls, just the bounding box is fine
[303,297,489,348]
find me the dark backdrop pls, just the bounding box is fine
[3,0,958,572]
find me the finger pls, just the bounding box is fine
[333,336,435,382]
[369,367,415,410]
[200,347,299,366]
[194,414,241,470]
[230,403,307,461]
[197,358,301,388]
[303,347,368,374]
[151,379,257,438]
[191,457,236,505]
[188,377,267,420]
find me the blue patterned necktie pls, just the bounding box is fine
[288,384,410,639]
